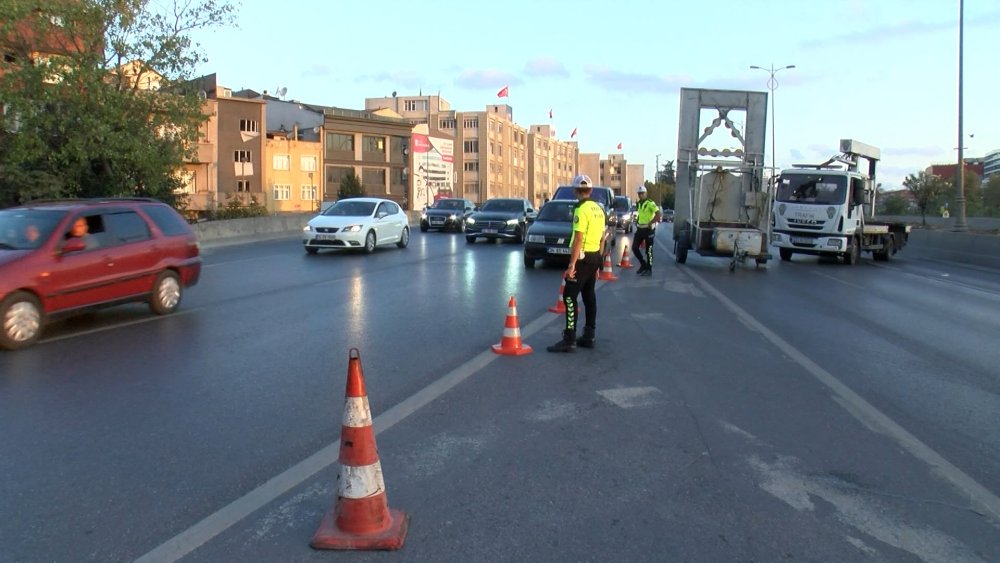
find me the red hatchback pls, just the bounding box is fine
[0,198,202,350]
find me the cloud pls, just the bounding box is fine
[524,57,569,78]
[799,10,1000,49]
[359,69,424,89]
[584,65,690,93]
[301,64,332,77]
[454,68,522,90]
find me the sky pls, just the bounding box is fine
[186,0,1000,190]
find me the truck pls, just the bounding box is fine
[770,139,909,264]
[673,88,773,270]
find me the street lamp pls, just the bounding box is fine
[954,0,968,231]
[750,64,795,185]
[655,153,661,184]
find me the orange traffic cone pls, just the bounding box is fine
[619,241,634,268]
[598,252,619,281]
[492,295,533,355]
[547,279,566,313]
[311,349,409,551]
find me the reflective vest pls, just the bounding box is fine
[571,199,606,253]
[636,198,659,226]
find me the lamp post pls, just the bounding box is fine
[750,64,795,185]
[655,153,661,183]
[954,0,968,231]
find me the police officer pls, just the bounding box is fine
[632,186,661,276]
[548,175,606,353]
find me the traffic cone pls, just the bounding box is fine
[547,279,566,313]
[619,241,634,268]
[311,349,409,551]
[598,252,619,281]
[492,295,533,355]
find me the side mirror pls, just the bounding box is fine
[61,238,86,254]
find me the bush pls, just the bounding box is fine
[212,194,269,220]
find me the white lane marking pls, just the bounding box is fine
[677,260,1000,523]
[39,307,204,345]
[135,301,562,563]
[808,270,867,290]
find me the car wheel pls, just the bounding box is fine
[0,291,43,350]
[524,254,535,268]
[516,227,524,244]
[397,227,409,249]
[779,248,793,261]
[457,221,466,233]
[466,236,476,244]
[420,222,429,232]
[305,246,319,255]
[364,230,377,254]
[150,270,182,315]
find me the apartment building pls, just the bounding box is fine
[981,150,999,181]
[579,153,601,188]
[322,107,411,206]
[527,124,579,205]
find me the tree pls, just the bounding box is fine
[657,160,676,185]
[0,0,236,208]
[877,190,910,215]
[982,175,1000,217]
[903,171,946,226]
[338,170,364,199]
[945,168,983,216]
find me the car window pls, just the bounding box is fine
[431,199,463,210]
[103,211,152,244]
[0,209,63,250]
[537,202,575,222]
[141,204,190,237]
[324,200,376,216]
[385,201,400,215]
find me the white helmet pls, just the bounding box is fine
[636,185,647,194]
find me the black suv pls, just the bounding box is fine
[551,185,616,229]
[465,198,535,243]
[613,195,634,233]
[420,198,476,232]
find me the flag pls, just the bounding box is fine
[548,108,553,119]
[497,85,509,98]
[617,142,622,150]
[570,127,577,138]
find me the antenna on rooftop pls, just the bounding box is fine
[276,86,288,99]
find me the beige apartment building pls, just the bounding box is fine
[322,107,412,206]
[527,124,579,204]
[264,130,323,213]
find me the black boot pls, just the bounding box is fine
[576,327,595,348]
[547,330,577,353]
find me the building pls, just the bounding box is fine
[984,150,1000,182]
[322,107,411,206]
[526,124,579,205]
[579,153,601,185]
[181,74,266,216]
[926,158,985,185]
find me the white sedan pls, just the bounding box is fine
[303,198,409,254]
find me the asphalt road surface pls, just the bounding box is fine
[1,230,997,562]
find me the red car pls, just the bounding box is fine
[0,198,202,350]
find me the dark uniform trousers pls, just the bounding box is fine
[633,226,655,269]
[563,251,603,333]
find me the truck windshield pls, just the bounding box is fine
[776,174,847,205]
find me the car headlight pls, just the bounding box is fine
[303,225,313,232]
[506,218,519,226]
[466,217,476,225]
[448,213,457,220]
[342,224,362,233]
[420,212,427,220]
[527,234,545,243]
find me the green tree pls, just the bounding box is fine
[903,171,946,226]
[944,168,983,216]
[0,0,236,208]
[877,190,910,215]
[338,170,364,199]
[981,175,1000,217]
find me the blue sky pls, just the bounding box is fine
[189,0,999,189]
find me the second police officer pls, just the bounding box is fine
[631,185,661,276]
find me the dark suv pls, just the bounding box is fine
[551,185,617,230]
[465,198,535,243]
[420,198,476,232]
[613,195,634,233]
[0,198,202,350]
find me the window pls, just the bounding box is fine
[273,154,290,170]
[272,184,290,201]
[237,180,251,192]
[103,211,151,244]
[239,119,258,133]
[362,168,386,189]
[300,156,317,171]
[463,140,479,154]
[327,132,354,151]
[439,119,456,129]
[464,162,479,172]
[301,185,318,201]
[463,118,478,129]
[234,150,251,162]
[363,136,385,153]
[176,170,196,194]
[142,204,190,237]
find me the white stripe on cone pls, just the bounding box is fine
[502,327,521,338]
[342,396,373,428]
[338,461,387,499]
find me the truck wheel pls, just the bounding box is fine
[779,248,793,261]
[675,231,690,264]
[843,238,859,265]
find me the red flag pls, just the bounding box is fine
[570,127,577,138]
[548,109,553,119]
[617,142,623,150]
[497,85,509,98]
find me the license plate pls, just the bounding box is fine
[791,237,814,245]
[483,228,498,234]
[316,234,336,240]
[548,247,571,254]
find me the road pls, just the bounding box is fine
[1,230,998,562]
